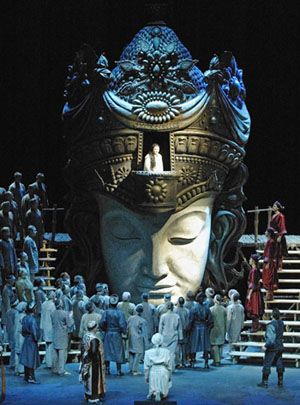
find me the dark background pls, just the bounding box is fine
[2,0,299,234]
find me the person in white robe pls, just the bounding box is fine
[144,144,164,172]
[144,333,172,402]
[40,291,56,368]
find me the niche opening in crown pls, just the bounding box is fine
[142,132,172,172]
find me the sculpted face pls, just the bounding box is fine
[112,137,125,154]
[187,136,199,154]
[175,136,188,153]
[97,195,214,304]
[124,136,137,153]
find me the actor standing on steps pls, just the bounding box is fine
[257,308,285,388]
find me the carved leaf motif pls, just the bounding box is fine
[178,59,195,70]
[117,82,136,95]
[140,41,150,53]
[166,43,176,53]
[118,60,140,73]
[177,80,197,94]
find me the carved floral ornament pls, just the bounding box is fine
[145,179,168,203]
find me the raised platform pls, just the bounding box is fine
[240,234,300,249]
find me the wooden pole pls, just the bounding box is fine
[254,205,259,244]
[267,206,272,227]
[51,204,58,246]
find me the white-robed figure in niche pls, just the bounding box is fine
[144,143,164,172]
[144,333,172,402]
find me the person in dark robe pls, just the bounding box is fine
[270,201,288,271]
[262,227,277,301]
[245,253,264,332]
[0,187,6,204]
[72,289,87,339]
[4,191,20,238]
[34,278,47,326]
[1,275,17,333]
[8,172,26,213]
[21,185,40,225]
[138,292,157,347]
[127,304,148,375]
[24,198,45,249]
[174,297,190,368]
[19,251,30,277]
[188,292,213,369]
[23,225,39,282]
[257,308,285,388]
[29,173,49,209]
[0,202,16,239]
[0,226,18,283]
[20,302,41,383]
[80,320,106,403]
[99,294,127,376]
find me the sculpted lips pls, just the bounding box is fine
[137,281,176,295]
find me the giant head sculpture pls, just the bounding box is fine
[62,22,250,303]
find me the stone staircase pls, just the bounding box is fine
[229,250,300,367]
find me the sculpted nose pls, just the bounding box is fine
[151,234,168,280]
[140,235,168,280]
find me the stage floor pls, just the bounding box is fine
[5,355,300,405]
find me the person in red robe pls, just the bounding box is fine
[270,201,288,271]
[262,228,277,300]
[245,254,264,332]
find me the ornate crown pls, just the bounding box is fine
[62,22,250,213]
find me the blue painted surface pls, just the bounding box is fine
[5,359,300,405]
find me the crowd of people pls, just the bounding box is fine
[0,171,48,257]
[0,268,250,403]
[0,183,288,403]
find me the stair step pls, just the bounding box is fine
[39,267,55,271]
[278,270,300,274]
[233,342,300,348]
[2,349,80,358]
[33,286,55,291]
[259,259,300,264]
[40,248,58,253]
[34,276,55,281]
[244,320,300,327]
[265,299,300,304]
[264,309,300,315]
[241,331,300,337]
[39,257,56,261]
[229,351,300,360]
[278,279,300,283]
[257,250,300,255]
[261,289,300,294]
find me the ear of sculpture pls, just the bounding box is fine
[204,205,245,291]
[205,209,242,291]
